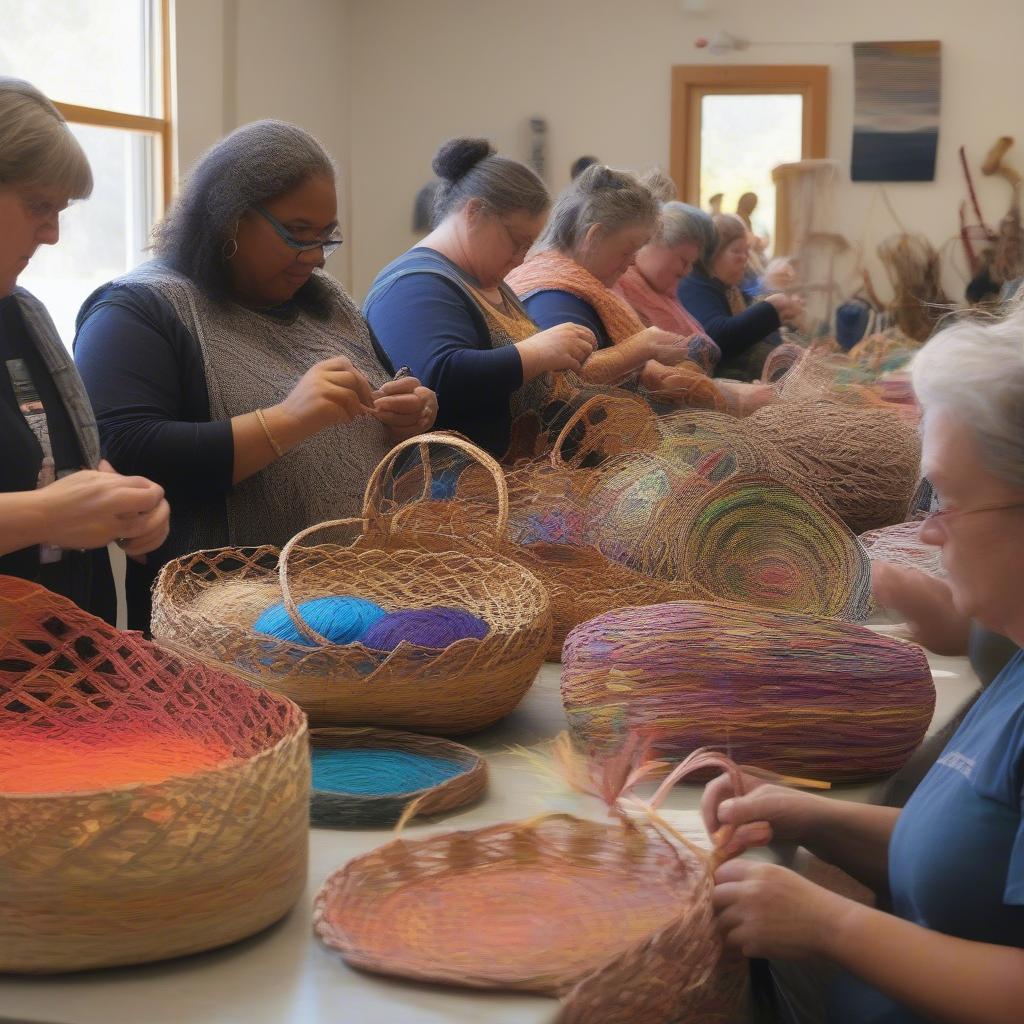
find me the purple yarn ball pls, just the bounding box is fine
[360,606,490,652]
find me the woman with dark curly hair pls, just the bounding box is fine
[74,120,436,630]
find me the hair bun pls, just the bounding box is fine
[432,137,494,183]
[638,168,677,204]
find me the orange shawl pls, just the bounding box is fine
[505,250,645,344]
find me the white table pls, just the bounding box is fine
[0,639,981,1024]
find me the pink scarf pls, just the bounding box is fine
[614,266,721,372]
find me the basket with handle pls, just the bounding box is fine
[368,424,698,662]
[151,433,551,733]
[0,576,309,973]
[314,747,750,1023]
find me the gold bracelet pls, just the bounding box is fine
[254,408,284,458]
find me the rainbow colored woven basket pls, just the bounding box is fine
[0,576,309,973]
[561,599,935,781]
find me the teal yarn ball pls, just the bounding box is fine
[253,596,387,647]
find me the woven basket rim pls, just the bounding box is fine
[157,541,548,663]
[313,811,705,992]
[309,726,484,803]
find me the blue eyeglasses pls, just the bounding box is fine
[253,206,344,257]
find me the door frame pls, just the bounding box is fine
[670,64,829,207]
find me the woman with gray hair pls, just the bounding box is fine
[74,120,436,631]
[507,167,741,410]
[365,137,601,457]
[613,201,720,368]
[703,304,1024,1023]
[0,77,169,621]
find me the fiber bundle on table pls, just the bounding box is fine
[152,434,551,733]
[748,399,923,533]
[680,475,872,621]
[561,599,935,780]
[0,576,308,973]
[314,749,751,1022]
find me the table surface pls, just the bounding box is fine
[0,627,981,1024]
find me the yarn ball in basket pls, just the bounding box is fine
[254,596,387,646]
[360,607,490,652]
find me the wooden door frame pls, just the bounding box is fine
[670,64,829,207]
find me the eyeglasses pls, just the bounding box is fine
[253,206,343,256]
[925,499,1024,526]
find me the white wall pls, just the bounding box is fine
[345,0,1024,303]
[175,0,1024,305]
[173,0,353,285]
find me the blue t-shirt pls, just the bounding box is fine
[828,651,1024,1022]
[519,289,613,350]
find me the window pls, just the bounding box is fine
[670,65,829,255]
[0,0,172,343]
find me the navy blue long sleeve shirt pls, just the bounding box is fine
[364,248,524,456]
[677,269,781,363]
[519,289,613,350]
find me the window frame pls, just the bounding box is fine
[51,0,174,208]
[669,64,829,235]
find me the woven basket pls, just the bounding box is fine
[310,727,486,828]
[314,750,749,1023]
[681,474,872,621]
[369,426,695,662]
[152,434,552,733]
[748,399,923,533]
[0,576,308,974]
[562,599,935,781]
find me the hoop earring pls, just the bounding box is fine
[222,237,238,260]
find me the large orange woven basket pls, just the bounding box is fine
[0,576,309,974]
[151,434,552,732]
[314,750,749,1023]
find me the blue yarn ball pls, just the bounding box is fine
[360,606,490,652]
[253,596,387,647]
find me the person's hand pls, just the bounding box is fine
[518,323,595,375]
[870,561,968,655]
[93,461,171,559]
[713,860,845,960]
[765,292,805,323]
[372,376,438,436]
[36,462,168,553]
[702,771,820,859]
[274,357,376,437]
[634,326,695,366]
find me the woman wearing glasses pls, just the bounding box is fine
[705,304,1024,1023]
[74,120,436,630]
[364,137,597,458]
[0,77,168,622]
